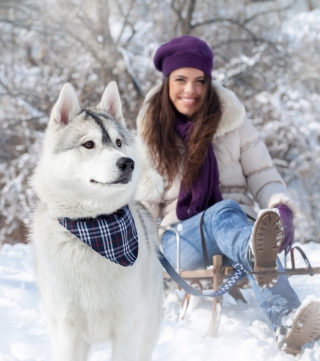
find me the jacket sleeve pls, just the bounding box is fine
[136,84,162,134]
[239,117,295,212]
[135,88,164,221]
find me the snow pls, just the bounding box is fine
[1,242,320,360]
[281,9,320,47]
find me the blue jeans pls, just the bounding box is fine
[162,199,301,331]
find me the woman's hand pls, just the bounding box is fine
[274,204,294,254]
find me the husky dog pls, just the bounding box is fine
[30,82,163,361]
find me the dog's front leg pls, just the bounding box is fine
[48,321,90,361]
[111,322,144,361]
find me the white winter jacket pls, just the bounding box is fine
[136,81,294,233]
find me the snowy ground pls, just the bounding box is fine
[1,242,320,361]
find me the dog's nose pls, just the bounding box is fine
[116,157,135,174]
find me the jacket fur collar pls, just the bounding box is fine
[145,81,246,138]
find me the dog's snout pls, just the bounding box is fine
[116,157,135,173]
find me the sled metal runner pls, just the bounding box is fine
[164,266,320,280]
[232,267,320,277]
[163,245,319,281]
[163,244,320,337]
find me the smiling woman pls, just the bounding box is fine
[136,35,320,355]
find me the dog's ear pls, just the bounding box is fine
[51,83,81,126]
[98,81,125,125]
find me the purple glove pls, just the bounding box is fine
[274,204,294,254]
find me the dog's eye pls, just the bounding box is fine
[82,141,95,149]
[116,139,122,148]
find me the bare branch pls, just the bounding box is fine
[212,37,280,52]
[114,0,136,46]
[243,0,298,24]
[117,47,143,97]
[191,16,280,51]
[170,0,183,21]
[186,0,196,24]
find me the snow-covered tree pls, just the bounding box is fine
[0,0,319,244]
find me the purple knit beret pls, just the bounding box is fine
[153,35,214,78]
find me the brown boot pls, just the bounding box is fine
[277,301,320,355]
[250,210,284,288]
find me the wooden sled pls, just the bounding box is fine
[162,226,320,337]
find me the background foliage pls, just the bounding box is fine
[0,0,319,244]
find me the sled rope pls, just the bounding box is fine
[157,249,248,298]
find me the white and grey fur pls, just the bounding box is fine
[29,82,163,361]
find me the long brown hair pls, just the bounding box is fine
[142,75,222,190]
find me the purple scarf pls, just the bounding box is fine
[175,113,222,220]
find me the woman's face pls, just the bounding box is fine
[168,67,205,118]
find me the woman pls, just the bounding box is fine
[137,35,320,355]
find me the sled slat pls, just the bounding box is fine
[163,269,213,279]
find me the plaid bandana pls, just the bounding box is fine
[59,205,138,267]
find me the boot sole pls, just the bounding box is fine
[251,211,284,288]
[280,301,320,355]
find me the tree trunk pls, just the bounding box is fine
[307,0,313,11]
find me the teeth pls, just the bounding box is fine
[182,98,195,103]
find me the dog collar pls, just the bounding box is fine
[58,205,138,267]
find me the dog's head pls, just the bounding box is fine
[32,82,142,218]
